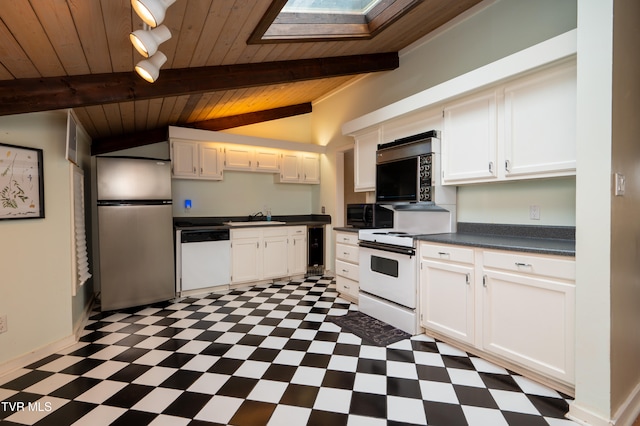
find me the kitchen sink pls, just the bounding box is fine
[223,221,286,226]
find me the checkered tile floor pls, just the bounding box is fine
[0,276,576,425]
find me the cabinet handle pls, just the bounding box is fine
[505,159,511,172]
[193,166,197,173]
[257,242,259,249]
[343,252,349,256]
[438,251,449,256]
[200,167,203,173]
[265,241,268,248]
[249,161,252,167]
[489,162,494,173]
[257,161,259,167]
[465,273,470,285]
[515,262,532,267]
[483,275,488,287]
[342,269,349,273]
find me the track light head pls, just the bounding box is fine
[130,25,171,58]
[131,0,176,27]
[135,51,167,83]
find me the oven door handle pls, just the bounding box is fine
[359,240,415,256]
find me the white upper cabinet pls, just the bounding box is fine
[503,61,577,178]
[171,139,223,180]
[353,127,380,192]
[442,90,498,183]
[277,152,320,184]
[301,153,320,184]
[224,145,254,170]
[441,60,577,185]
[255,148,280,172]
[199,143,224,179]
[171,140,199,178]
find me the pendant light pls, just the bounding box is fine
[131,0,176,27]
[130,24,171,58]
[135,52,167,83]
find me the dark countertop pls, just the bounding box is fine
[416,223,575,257]
[174,214,331,230]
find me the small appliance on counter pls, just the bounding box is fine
[346,203,393,229]
[96,156,175,311]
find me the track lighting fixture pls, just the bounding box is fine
[135,52,167,83]
[131,0,176,27]
[130,24,171,58]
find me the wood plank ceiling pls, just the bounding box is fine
[0,0,482,153]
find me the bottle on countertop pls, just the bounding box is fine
[266,207,271,221]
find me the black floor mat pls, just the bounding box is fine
[326,311,411,346]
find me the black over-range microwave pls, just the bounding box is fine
[346,204,393,229]
[375,130,439,204]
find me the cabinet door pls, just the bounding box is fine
[420,260,475,345]
[231,237,261,283]
[171,140,198,178]
[289,233,307,275]
[353,127,380,192]
[301,153,320,184]
[199,143,223,180]
[225,146,254,170]
[442,91,498,183]
[255,148,280,172]
[482,270,575,383]
[279,152,300,182]
[263,234,289,279]
[503,61,576,178]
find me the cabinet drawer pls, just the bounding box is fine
[336,276,359,298]
[336,260,359,281]
[483,250,575,281]
[336,243,359,264]
[335,232,359,246]
[262,226,288,237]
[288,226,306,236]
[420,243,474,264]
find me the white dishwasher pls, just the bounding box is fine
[178,229,231,295]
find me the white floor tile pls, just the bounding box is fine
[213,331,245,344]
[223,344,256,360]
[131,387,183,413]
[187,372,230,395]
[83,360,129,380]
[470,357,509,374]
[247,379,288,404]
[447,368,486,388]
[313,387,352,413]
[132,366,178,387]
[387,360,418,379]
[462,405,509,426]
[273,349,306,366]
[176,340,211,354]
[248,324,276,336]
[194,395,244,424]
[436,342,468,357]
[132,349,173,366]
[181,354,219,372]
[71,404,126,426]
[353,372,387,395]
[134,336,169,350]
[88,345,129,360]
[413,351,445,367]
[267,404,311,426]
[419,381,459,404]
[489,389,541,415]
[290,328,317,341]
[5,396,68,425]
[328,354,359,372]
[358,345,387,360]
[234,360,270,379]
[75,380,128,404]
[259,336,289,350]
[291,366,326,387]
[387,395,427,424]
[513,375,563,398]
[346,414,388,426]
[23,373,76,395]
[307,340,336,355]
[148,414,191,426]
[38,355,84,372]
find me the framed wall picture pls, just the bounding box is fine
[0,142,45,220]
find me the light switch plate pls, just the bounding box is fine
[615,173,626,196]
[0,315,7,333]
[529,205,540,220]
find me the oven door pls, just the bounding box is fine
[359,244,417,309]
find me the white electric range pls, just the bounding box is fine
[357,211,452,335]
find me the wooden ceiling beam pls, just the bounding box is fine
[0,53,398,116]
[91,102,314,155]
[187,102,312,132]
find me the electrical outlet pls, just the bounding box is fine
[0,314,7,333]
[321,206,325,214]
[529,205,540,220]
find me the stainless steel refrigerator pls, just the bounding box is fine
[96,156,175,311]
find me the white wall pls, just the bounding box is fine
[314,0,578,273]
[0,111,87,368]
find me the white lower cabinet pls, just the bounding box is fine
[231,226,307,284]
[334,231,359,302]
[420,245,475,345]
[419,242,575,386]
[288,226,307,276]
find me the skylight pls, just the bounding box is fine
[248,0,420,43]
[281,0,383,15]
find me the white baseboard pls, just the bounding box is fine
[568,402,612,426]
[568,381,640,426]
[0,297,95,379]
